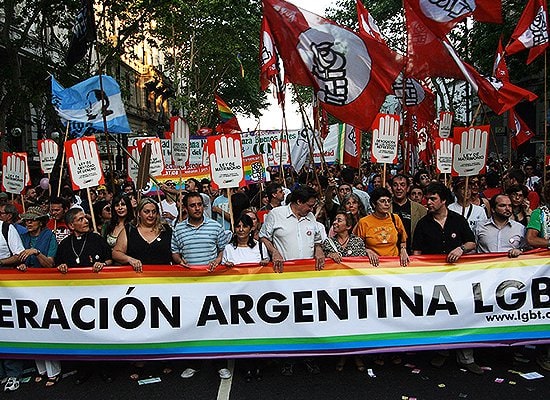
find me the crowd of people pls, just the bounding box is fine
[0,159,549,390]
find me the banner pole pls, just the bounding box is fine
[87,187,98,233]
[57,122,70,197]
[94,43,116,193]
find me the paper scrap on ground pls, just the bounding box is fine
[138,377,161,385]
[520,372,544,380]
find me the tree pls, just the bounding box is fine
[150,0,268,132]
[0,0,81,151]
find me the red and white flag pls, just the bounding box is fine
[505,0,549,64]
[493,38,509,81]
[262,0,402,130]
[508,108,534,149]
[405,2,464,79]
[342,124,361,169]
[259,17,286,105]
[404,0,501,38]
[356,0,386,44]
[443,40,538,115]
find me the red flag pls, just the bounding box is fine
[262,0,402,130]
[393,75,436,122]
[405,2,464,79]
[404,0,501,38]
[508,108,535,149]
[259,17,278,91]
[443,40,538,115]
[260,17,286,105]
[215,94,242,134]
[505,0,549,64]
[343,125,361,169]
[356,0,386,44]
[493,38,509,82]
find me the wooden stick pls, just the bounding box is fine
[87,187,98,233]
[57,122,70,197]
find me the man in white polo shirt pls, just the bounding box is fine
[260,185,324,273]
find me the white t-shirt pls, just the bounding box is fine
[0,221,25,258]
[448,203,486,231]
[222,242,264,264]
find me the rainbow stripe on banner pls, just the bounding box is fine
[0,251,549,360]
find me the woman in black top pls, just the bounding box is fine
[112,197,172,271]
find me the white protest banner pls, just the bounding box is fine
[270,139,291,166]
[14,152,31,187]
[38,139,59,174]
[65,137,105,190]
[0,252,548,359]
[170,117,190,167]
[137,138,165,177]
[189,138,208,166]
[207,134,245,189]
[127,145,139,183]
[370,114,399,164]
[2,153,27,194]
[452,125,489,177]
[241,128,339,168]
[438,111,454,138]
[435,138,453,174]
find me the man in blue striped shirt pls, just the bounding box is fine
[171,192,228,270]
[171,192,231,380]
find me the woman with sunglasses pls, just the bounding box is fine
[16,207,61,387]
[506,184,532,226]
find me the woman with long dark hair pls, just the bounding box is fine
[102,194,134,248]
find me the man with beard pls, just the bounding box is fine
[474,194,526,257]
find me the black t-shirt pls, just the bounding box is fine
[126,224,173,265]
[56,232,112,267]
[412,210,475,255]
[392,200,412,251]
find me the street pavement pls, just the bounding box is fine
[2,346,549,400]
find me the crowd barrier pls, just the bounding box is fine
[0,250,549,360]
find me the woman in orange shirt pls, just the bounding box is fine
[354,188,409,267]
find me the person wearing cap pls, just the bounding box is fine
[17,207,57,270]
[96,185,108,202]
[15,207,61,386]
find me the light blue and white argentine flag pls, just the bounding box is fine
[51,75,131,137]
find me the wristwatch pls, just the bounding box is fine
[459,244,466,252]
[35,249,41,256]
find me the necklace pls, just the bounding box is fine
[71,234,88,264]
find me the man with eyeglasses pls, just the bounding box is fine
[260,185,324,273]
